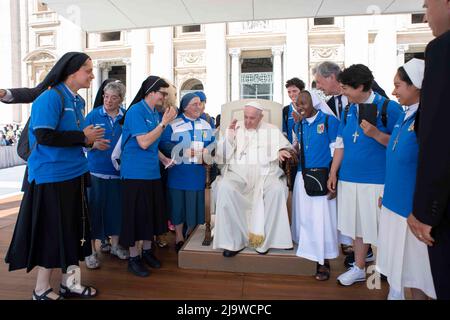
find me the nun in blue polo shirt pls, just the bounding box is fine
[327,64,403,286]
[5,52,104,300]
[194,91,216,129]
[119,76,177,277]
[376,59,436,300]
[291,90,340,281]
[83,80,129,269]
[160,93,214,253]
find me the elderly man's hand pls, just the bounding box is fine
[278,149,292,162]
[407,214,434,246]
[0,89,6,99]
[226,119,239,140]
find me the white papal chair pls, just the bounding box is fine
[202,99,297,246]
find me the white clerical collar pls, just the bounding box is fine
[184,114,197,121]
[305,111,319,124]
[102,106,124,118]
[404,103,419,121]
[63,83,77,97]
[363,91,376,104]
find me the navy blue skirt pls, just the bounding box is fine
[168,188,205,227]
[87,175,122,240]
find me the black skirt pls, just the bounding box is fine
[5,175,92,273]
[119,179,167,248]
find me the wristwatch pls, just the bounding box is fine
[159,123,166,129]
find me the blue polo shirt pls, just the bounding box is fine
[283,103,296,143]
[337,92,403,184]
[28,83,88,184]
[120,100,161,180]
[83,106,125,176]
[160,114,214,191]
[294,111,339,171]
[382,110,419,218]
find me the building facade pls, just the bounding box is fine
[0,0,433,124]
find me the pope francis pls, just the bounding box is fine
[212,101,294,257]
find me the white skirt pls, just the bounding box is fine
[337,181,383,245]
[376,206,436,299]
[291,172,339,265]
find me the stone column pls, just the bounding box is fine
[124,59,132,107]
[285,19,309,103]
[150,27,174,83]
[373,15,397,99]
[92,60,101,106]
[397,44,409,67]
[205,23,226,118]
[344,16,369,65]
[272,46,284,104]
[130,29,150,100]
[229,48,241,101]
[102,64,111,82]
[0,0,14,123]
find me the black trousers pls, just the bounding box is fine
[429,206,450,299]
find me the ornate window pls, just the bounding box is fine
[411,14,425,24]
[314,17,335,26]
[100,32,121,42]
[182,25,201,33]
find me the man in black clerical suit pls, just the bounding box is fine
[313,62,389,120]
[409,0,450,300]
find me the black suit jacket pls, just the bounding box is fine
[327,96,339,117]
[413,30,450,227]
[2,82,47,104]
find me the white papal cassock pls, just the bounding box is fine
[212,121,293,253]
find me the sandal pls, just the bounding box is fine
[315,262,331,281]
[32,288,63,300]
[100,239,112,253]
[59,283,98,299]
[341,244,353,256]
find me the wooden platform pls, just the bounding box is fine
[179,225,318,276]
[0,194,389,300]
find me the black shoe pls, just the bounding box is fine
[341,244,353,256]
[344,245,375,268]
[142,249,161,269]
[128,256,150,277]
[223,248,244,257]
[175,241,184,253]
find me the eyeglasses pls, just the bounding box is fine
[103,94,121,102]
[144,77,161,95]
[158,91,168,97]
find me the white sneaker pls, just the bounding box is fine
[337,266,366,286]
[110,245,129,260]
[85,252,100,269]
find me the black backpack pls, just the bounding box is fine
[343,98,389,127]
[282,106,289,132]
[17,88,65,161]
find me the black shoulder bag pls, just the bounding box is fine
[298,116,330,197]
[17,87,65,161]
